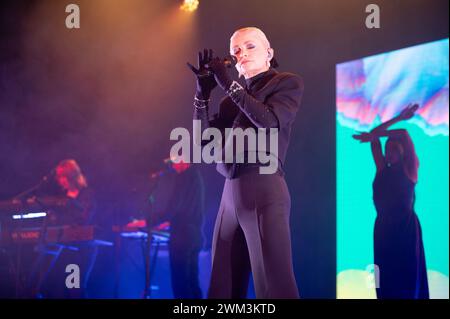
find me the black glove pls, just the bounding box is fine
[187,49,217,100]
[206,56,233,91]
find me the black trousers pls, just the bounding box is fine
[208,169,299,298]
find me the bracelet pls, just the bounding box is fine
[226,81,244,100]
[194,96,210,103]
[193,98,208,109]
[194,102,207,109]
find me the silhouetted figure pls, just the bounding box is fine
[353,104,429,299]
[151,160,205,299]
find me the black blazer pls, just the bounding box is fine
[194,68,304,178]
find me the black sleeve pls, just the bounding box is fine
[162,168,204,224]
[193,107,225,134]
[193,99,234,146]
[230,74,304,129]
[69,188,97,225]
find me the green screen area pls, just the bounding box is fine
[337,121,449,298]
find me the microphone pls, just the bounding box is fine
[223,55,237,67]
[199,55,237,78]
[42,168,56,183]
[149,158,174,179]
[12,168,55,200]
[150,170,166,179]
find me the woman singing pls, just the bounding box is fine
[188,27,303,298]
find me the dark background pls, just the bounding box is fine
[0,0,448,298]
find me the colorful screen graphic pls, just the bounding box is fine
[336,39,449,299]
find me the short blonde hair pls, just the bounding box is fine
[230,27,271,51]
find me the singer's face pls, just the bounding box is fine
[230,30,271,79]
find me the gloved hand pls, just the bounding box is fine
[187,49,217,100]
[206,57,233,91]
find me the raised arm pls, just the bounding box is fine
[353,103,419,180]
[206,57,303,129]
[371,138,385,173]
[353,131,385,172]
[371,103,418,134]
[227,74,303,129]
[188,49,228,145]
